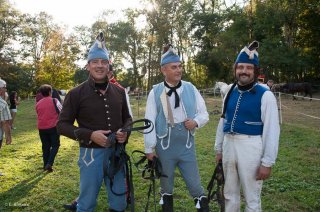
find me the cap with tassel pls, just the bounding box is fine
[235,41,259,66]
[87,32,109,62]
[160,44,181,66]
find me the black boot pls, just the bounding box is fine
[63,200,77,211]
[160,194,173,212]
[194,196,209,212]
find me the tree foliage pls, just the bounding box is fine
[0,0,21,53]
[37,31,80,89]
[0,0,319,96]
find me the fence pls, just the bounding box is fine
[202,91,320,130]
[24,89,320,131]
[274,92,320,129]
[206,89,320,126]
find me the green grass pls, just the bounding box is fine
[0,97,319,211]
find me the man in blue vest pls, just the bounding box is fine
[214,41,280,211]
[144,44,209,211]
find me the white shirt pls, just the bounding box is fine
[0,97,12,121]
[144,83,209,153]
[215,90,280,167]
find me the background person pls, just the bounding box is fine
[0,79,12,149]
[0,79,12,177]
[9,91,19,130]
[267,79,274,90]
[214,41,280,211]
[35,84,62,172]
[36,87,62,103]
[144,44,210,212]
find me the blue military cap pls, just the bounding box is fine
[235,41,259,66]
[160,45,181,66]
[87,32,109,62]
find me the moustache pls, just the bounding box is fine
[239,74,250,77]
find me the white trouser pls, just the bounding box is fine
[223,134,263,212]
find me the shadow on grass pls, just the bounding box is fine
[0,171,48,211]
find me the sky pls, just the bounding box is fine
[9,0,143,29]
[9,0,235,67]
[10,0,236,30]
[9,0,147,67]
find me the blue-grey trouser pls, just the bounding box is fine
[155,122,204,197]
[77,147,126,212]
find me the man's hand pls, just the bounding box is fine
[115,129,127,143]
[90,130,111,147]
[215,153,222,163]
[146,152,157,161]
[184,118,198,130]
[256,165,272,180]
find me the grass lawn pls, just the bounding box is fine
[0,97,319,211]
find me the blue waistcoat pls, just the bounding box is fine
[223,84,268,135]
[153,81,196,138]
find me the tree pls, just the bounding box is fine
[74,68,88,85]
[106,10,147,89]
[0,63,33,97]
[17,12,59,90]
[0,0,21,55]
[252,0,320,82]
[37,31,80,89]
[192,2,242,82]
[296,0,320,80]
[3,0,319,93]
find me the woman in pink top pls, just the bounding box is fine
[36,84,62,172]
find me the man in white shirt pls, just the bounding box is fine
[214,41,280,211]
[144,44,209,212]
[0,79,12,176]
[0,79,12,149]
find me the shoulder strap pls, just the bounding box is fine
[221,82,237,118]
[52,98,60,114]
